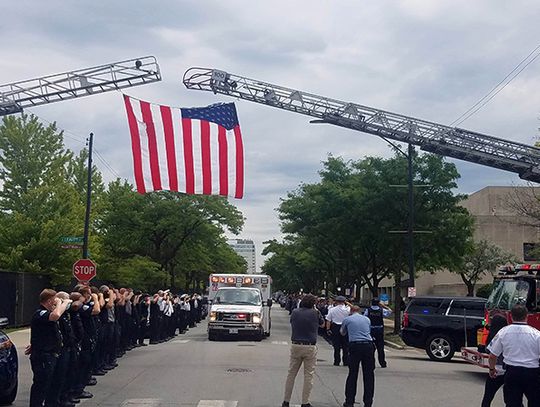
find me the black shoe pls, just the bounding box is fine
[140,343,148,346]
[333,362,340,366]
[301,404,312,407]
[343,404,354,407]
[69,398,81,404]
[61,402,76,407]
[281,402,290,407]
[93,369,106,375]
[77,391,93,399]
[381,362,387,368]
[149,341,159,345]
[87,377,97,386]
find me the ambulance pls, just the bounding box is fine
[207,274,272,341]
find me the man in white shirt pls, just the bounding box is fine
[326,296,351,366]
[487,304,540,406]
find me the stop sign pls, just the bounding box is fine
[73,259,97,282]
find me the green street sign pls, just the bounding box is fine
[59,236,83,244]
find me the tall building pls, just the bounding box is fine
[227,239,257,274]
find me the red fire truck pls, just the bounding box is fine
[461,264,540,367]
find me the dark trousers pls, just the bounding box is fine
[30,352,58,407]
[45,347,72,406]
[331,323,349,365]
[371,328,386,367]
[503,365,540,407]
[481,374,504,407]
[345,342,375,407]
[76,345,93,394]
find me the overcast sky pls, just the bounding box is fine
[3,1,540,271]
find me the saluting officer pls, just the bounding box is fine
[488,304,540,406]
[28,289,70,407]
[364,297,391,368]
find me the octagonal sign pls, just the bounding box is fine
[73,259,97,283]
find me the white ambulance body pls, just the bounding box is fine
[207,274,272,340]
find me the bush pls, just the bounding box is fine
[476,284,493,298]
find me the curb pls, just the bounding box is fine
[384,339,405,350]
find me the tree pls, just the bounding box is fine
[451,240,515,296]
[100,183,245,290]
[270,151,474,302]
[0,115,85,284]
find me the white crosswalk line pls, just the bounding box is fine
[172,339,190,344]
[271,340,289,345]
[122,399,162,406]
[197,401,238,407]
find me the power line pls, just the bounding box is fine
[26,110,123,179]
[452,44,540,127]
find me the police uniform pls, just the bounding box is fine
[488,321,540,406]
[364,304,390,368]
[326,299,350,366]
[340,311,376,407]
[29,306,63,407]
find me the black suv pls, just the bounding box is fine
[401,296,487,362]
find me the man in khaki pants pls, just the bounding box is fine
[282,294,325,407]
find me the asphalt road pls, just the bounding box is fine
[9,307,503,407]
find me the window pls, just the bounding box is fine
[448,300,485,317]
[523,243,539,261]
[406,298,444,315]
[487,279,532,310]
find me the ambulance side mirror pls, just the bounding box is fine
[267,299,273,308]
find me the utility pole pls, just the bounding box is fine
[82,132,93,259]
[407,143,415,288]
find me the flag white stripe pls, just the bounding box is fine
[132,101,153,193]
[191,120,203,194]
[226,129,237,195]
[210,122,220,195]
[150,103,169,191]
[171,107,185,193]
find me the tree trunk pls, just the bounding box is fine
[466,283,475,297]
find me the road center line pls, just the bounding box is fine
[197,401,238,407]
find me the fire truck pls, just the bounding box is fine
[461,264,540,367]
[207,274,272,341]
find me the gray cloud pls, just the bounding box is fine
[3,0,540,270]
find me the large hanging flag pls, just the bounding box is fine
[123,95,244,198]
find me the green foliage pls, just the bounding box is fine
[476,284,493,299]
[0,114,246,290]
[265,150,474,295]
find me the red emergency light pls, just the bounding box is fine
[211,276,219,283]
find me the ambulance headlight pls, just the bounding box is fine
[252,313,261,324]
[210,311,217,322]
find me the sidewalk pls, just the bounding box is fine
[7,328,30,351]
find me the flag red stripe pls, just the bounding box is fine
[182,118,195,194]
[160,105,178,191]
[218,126,228,196]
[123,95,146,194]
[140,101,162,191]
[201,121,212,195]
[234,125,244,199]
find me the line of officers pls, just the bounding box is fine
[28,285,206,407]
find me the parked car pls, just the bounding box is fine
[401,296,487,362]
[0,318,17,405]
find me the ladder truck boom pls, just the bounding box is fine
[183,67,540,183]
[0,56,161,116]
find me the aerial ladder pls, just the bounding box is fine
[183,68,540,183]
[0,56,161,116]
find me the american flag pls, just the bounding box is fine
[123,95,244,198]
